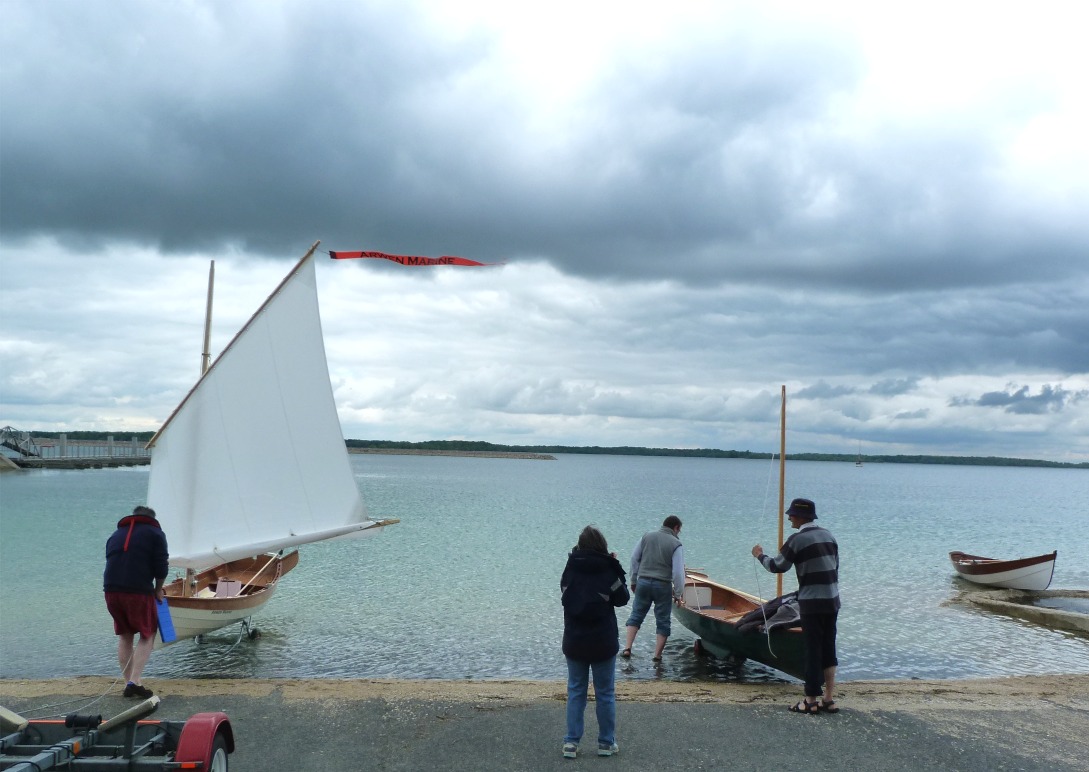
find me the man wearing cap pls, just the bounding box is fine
[104,505,169,698]
[752,497,840,715]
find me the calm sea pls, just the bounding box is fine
[1,454,1087,684]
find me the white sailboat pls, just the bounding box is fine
[147,241,396,645]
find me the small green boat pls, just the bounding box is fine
[673,570,807,680]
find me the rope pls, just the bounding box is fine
[751,558,778,660]
[750,409,786,659]
[20,654,131,719]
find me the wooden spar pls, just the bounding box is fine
[183,260,216,600]
[777,385,786,597]
[201,260,215,376]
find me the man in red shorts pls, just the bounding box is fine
[104,505,169,698]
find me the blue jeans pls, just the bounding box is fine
[564,656,616,746]
[624,577,673,636]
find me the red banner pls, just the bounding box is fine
[329,250,494,267]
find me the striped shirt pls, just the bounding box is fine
[758,522,840,613]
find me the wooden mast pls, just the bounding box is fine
[201,260,215,376]
[182,259,214,600]
[777,385,786,598]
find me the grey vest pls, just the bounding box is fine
[634,527,681,583]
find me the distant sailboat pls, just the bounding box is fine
[855,441,863,467]
[147,242,397,645]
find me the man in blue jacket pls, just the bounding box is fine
[104,505,169,698]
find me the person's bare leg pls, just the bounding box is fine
[128,634,156,685]
[623,626,638,652]
[653,634,667,659]
[117,634,136,682]
[823,666,836,702]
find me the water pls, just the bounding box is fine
[1,455,1087,684]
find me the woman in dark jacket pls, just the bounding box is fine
[560,525,630,759]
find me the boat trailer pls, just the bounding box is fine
[0,696,233,770]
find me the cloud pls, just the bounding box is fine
[2,1,1089,462]
[967,384,1089,415]
[3,1,1087,291]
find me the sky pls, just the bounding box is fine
[2,0,1088,463]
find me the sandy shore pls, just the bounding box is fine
[4,673,1088,711]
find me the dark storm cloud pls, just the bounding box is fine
[870,378,919,397]
[3,1,1086,295]
[794,381,856,399]
[964,384,1089,415]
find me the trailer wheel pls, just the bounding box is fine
[209,731,230,771]
[693,638,705,656]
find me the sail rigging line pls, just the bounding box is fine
[746,385,789,659]
[750,451,779,660]
[750,560,778,660]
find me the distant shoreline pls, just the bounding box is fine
[343,441,1088,469]
[8,432,1088,469]
[347,448,556,460]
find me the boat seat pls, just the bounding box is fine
[702,609,747,623]
[215,579,243,598]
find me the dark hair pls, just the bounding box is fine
[576,525,608,553]
[662,515,682,529]
[133,505,156,518]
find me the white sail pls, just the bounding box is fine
[147,249,372,569]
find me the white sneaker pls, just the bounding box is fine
[598,742,619,757]
[563,743,578,759]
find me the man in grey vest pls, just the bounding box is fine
[621,515,684,663]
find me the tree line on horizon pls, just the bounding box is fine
[17,432,1087,469]
[345,438,1089,469]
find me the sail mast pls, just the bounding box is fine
[182,259,215,599]
[777,385,786,598]
[201,260,215,376]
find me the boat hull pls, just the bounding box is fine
[157,551,300,647]
[949,550,1056,591]
[672,572,806,680]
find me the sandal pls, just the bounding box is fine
[620,648,632,658]
[788,700,819,715]
[820,700,839,714]
[652,656,662,663]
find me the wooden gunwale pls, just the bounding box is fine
[163,550,300,611]
[949,550,1056,576]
